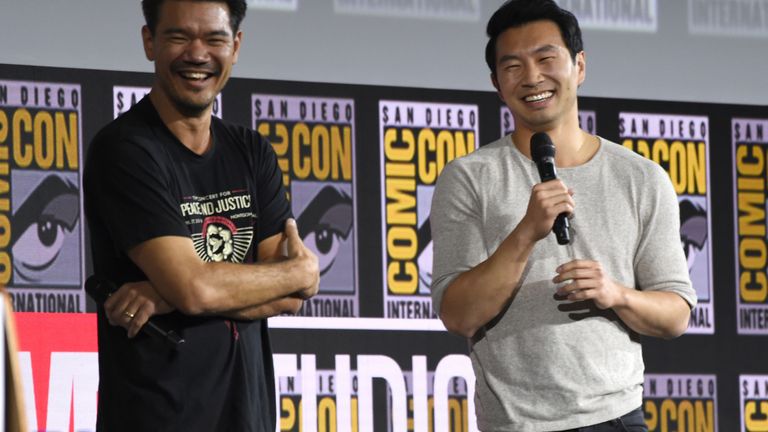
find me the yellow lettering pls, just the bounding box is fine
[677,400,694,432]
[387,226,417,260]
[0,251,9,285]
[0,110,7,143]
[739,193,766,237]
[687,142,706,194]
[740,237,767,270]
[351,397,359,432]
[737,144,764,177]
[331,125,352,181]
[387,162,415,178]
[453,131,475,160]
[741,270,768,303]
[33,111,55,169]
[12,109,33,167]
[385,128,415,161]
[318,396,336,432]
[418,129,436,185]
[8,109,78,170]
[448,398,462,431]
[386,178,416,225]
[644,400,658,430]
[388,261,417,294]
[311,125,330,180]
[694,400,714,432]
[660,399,677,432]
[745,401,768,431]
[55,112,78,169]
[280,397,296,430]
[292,123,311,179]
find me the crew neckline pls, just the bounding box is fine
[508,134,605,172]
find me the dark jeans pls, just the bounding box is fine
[557,407,648,432]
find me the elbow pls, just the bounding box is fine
[657,307,691,339]
[663,313,690,339]
[440,312,479,339]
[172,277,216,316]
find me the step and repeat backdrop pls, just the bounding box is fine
[0,63,766,431]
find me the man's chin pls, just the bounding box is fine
[173,97,214,117]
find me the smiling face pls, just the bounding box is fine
[491,20,585,134]
[142,0,241,117]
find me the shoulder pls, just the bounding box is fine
[599,137,670,185]
[442,136,513,176]
[435,136,514,195]
[597,138,678,218]
[211,117,274,157]
[89,98,167,160]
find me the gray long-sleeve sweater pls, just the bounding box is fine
[430,135,696,431]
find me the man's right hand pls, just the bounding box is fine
[517,179,574,243]
[283,218,320,299]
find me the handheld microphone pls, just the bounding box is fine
[530,132,571,245]
[85,275,185,347]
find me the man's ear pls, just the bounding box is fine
[142,25,155,61]
[232,30,243,64]
[576,50,586,86]
[490,73,505,102]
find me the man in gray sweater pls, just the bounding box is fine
[429,1,696,431]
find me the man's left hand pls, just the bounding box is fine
[553,259,627,310]
[104,281,175,338]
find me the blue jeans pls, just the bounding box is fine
[557,407,648,432]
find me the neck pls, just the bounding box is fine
[149,89,213,155]
[512,115,597,168]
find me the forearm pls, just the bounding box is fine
[439,228,535,338]
[222,296,303,320]
[168,258,314,315]
[127,236,317,316]
[613,289,691,339]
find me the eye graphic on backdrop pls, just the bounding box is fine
[297,186,353,276]
[11,175,79,283]
[680,199,707,270]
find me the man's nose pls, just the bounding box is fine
[183,38,210,63]
[521,62,543,88]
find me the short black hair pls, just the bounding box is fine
[142,0,247,35]
[485,0,583,74]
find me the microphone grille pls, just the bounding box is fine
[530,132,555,161]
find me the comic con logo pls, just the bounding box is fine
[643,374,717,432]
[619,112,713,334]
[380,100,478,319]
[1,80,84,313]
[733,119,768,334]
[252,94,358,317]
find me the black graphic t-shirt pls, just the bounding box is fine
[84,97,290,432]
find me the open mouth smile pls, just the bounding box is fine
[177,70,216,82]
[523,91,554,103]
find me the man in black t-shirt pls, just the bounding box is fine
[83,1,320,431]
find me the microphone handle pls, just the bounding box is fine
[143,320,185,345]
[554,213,570,245]
[538,160,571,245]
